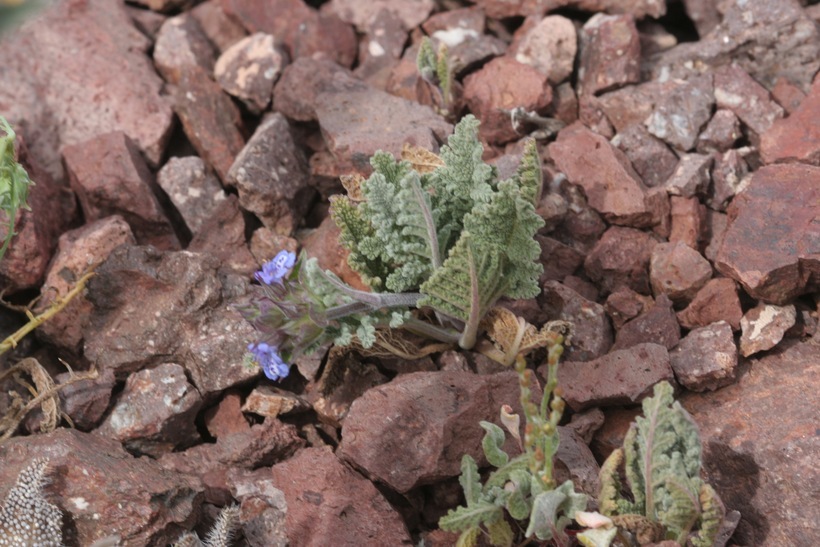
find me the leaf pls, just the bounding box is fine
[504,470,532,520]
[458,454,482,506]
[576,527,617,547]
[525,481,588,541]
[455,527,480,547]
[401,143,444,174]
[439,501,502,533]
[481,307,564,361]
[329,195,388,290]
[487,517,514,547]
[480,421,509,467]
[340,173,365,202]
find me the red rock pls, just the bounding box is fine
[708,149,750,212]
[578,14,640,96]
[0,429,202,545]
[327,0,434,30]
[703,209,729,263]
[156,156,227,236]
[172,67,245,183]
[273,57,363,122]
[590,406,641,461]
[227,113,313,235]
[650,241,712,305]
[63,132,180,250]
[338,370,533,492]
[353,9,407,90]
[679,341,819,546]
[677,277,743,332]
[604,286,654,329]
[682,0,720,37]
[130,0,185,11]
[611,294,681,351]
[612,123,678,188]
[670,321,737,391]
[553,182,607,254]
[541,281,613,362]
[34,216,135,354]
[0,0,174,178]
[715,164,820,304]
[96,363,202,457]
[555,343,675,411]
[214,33,285,113]
[54,368,117,431]
[566,407,605,444]
[537,235,585,285]
[242,385,310,418]
[562,275,599,303]
[555,427,601,498]
[249,229,299,270]
[577,94,615,138]
[650,0,820,92]
[474,0,663,19]
[190,0,247,52]
[760,77,820,165]
[584,225,659,295]
[188,195,257,275]
[422,7,485,35]
[739,303,797,357]
[153,14,217,85]
[663,153,712,198]
[204,391,250,439]
[669,195,705,249]
[645,75,714,151]
[463,57,552,144]
[770,77,806,114]
[598,81,676,132]
[551,81,579,126]
[549,124,656,227]
[511,15,577,84]
[271,447,413,544]
[126,4,167,37]
[713,64,784,144]
[697,109,743,153]
[222,0,356,68]
[226,467,288,544]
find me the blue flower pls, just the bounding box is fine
[247,341,290,381]
[255,250,297,285]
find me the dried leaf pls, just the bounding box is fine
[340,173,365,202]
[401,143,444,174]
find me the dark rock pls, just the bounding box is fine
[555,343,675,411]
[761,76,820,165]
[156,156,228,236]
[129,0,186,11]
[553,182,608,254]
[770,77,806,115]
[669,195,705,249]
[590,406,641,462]
[578,14,640,96]
[612,294,680,351]
[739,303,797,357]
[715,164,820,304]
[644,76,714,151]
[537,236,585,284]
[555,427,601,499]
[550,124,657,227]
[0,429,202,545]
[697,109,743,153]
[670,321,737,391]
[227,113,313,235]
[96,363,202,457]
[541,281,613,362]
[677,277,743,331]
[551,81,579,126]
[270,447,413,544]
[561,275,599,303]
[214,33,286,113]
[172,67,245,183]
[647,0,820,92]
[473,0,663,19]
[153,14,217,85]
[54,368,116,431]
[680,341,819,547]
[510,15,577,84]
[190,0,248,52]
[0,0,174,179]
[663,153,712,198]
[188,195,257,275]
[584,226,659,295]
[309,350,389,427]
[126,4,167,36]
[338,370,531,492]
[34,216,135,354]
[222,0,357,68]
[463,57,552,144]
[709,149,750,211]
[566,407,605,444]
[63,132,180,250]
[604,286,654,329]
[612,123,678,188]
[713,64,784,145]
[422,6,484,35]
[649,242,713,305]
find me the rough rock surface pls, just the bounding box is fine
[680,341,819,547]
[214,32,285,113]
[649,242,712,305]
[713,64,784,144]
[511,15,577,84]
[761,76,820,165]
[612,123,678,188]
[270,447,413,545]
[578,14,640,96]
[156,156,227,236]
[663,153,712,198]
[670,321,737,391]
[697,109,742,153]
[644,76,714,152]
[226,467,289,546]
[677,277,743,331]
[338,370,531,492]
[555,343,675,411]
[668,195,704,249]
[153,14,216,85]
[611,294,680,351]
[188,195,257,275]
[584,226,659,295]
[541,281,613,362]
[739,303,797,357]
[715,164,820,304]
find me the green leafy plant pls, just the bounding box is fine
[598,381,725,546]
[438,339,588,547]
[240,115,547,374]
[417,36,455,117]
[0,116,34,262]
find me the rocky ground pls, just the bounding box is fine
[0,0,818,545]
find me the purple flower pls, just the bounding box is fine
[255,250,297,285]
[247,341,290,381]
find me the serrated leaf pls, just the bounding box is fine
[458,454,482,506]
[455,527,480,547]
[487,518,514,547]
[340,173,365,201]
[480,421,509,467]
[439,501,502,533]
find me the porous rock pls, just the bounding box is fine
[677,277,743,331]
[598,81,677,133]
[541,281,613,362]
[187,195,257,276]
[0,429,202,546]
[273,56,363,122]
[190,0,248,52]
[214,33,285,113]
[270,447,413,545]
[670,321,737,391]
[578,14,640,96]
[555,343,675,411]
[680,341,820,546]
[327,0,434,31]
[739,303,797,357]
[54,368,117,432]
[611,294,680,351]
[153,14,216,85]
[761,76,820,165]
[644,75,714,152]
[338,370,532,493]
[353,9,407,89]
[649,241,713,305]
[584,226,659,295]
[512,15,577,84]
[156,156,227,236]
[715,164,820,304]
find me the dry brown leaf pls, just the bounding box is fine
[401,143,444,174]
[340,173,365,201]
[480,307,570,364]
